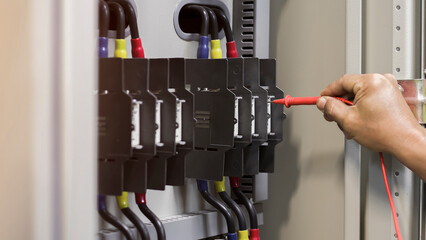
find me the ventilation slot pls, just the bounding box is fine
[233,0,255,57]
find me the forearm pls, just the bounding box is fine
[391,124,426,181]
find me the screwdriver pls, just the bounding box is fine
[272,95,353,107]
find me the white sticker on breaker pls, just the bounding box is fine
[267,96,274,135]
[131,99,143,149]
[155,100,164,147]
[234,97,242,138]
[176,99,186,145]
[251,96,259,137]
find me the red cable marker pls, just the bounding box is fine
[272,95,353,107]
[275,95,403,239]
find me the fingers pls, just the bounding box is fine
[317,96,350,127]
[320,74,363,97]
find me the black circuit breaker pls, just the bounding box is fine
[97,57,284,195]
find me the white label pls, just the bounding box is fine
[176,99,186,145]
[131,99,143,150]
[267,95,274,135]
[155,100,164,147]
[234,97,243,138]
[252,96,259,137]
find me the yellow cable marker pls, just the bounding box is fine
[115,39,127,58]
[214,177,226,193]
[238,230,249,240]
[116,191,129,209]
[210,39,223,59]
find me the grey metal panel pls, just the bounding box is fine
[393,1,423,240]
[345,0,363,239]
[346,0,424,239]
[393,0,422,79]
[254,0,269,58]
[344,140,361,240]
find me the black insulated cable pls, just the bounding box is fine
[109,0,139,38]
[199,190,236,234]
[99,0,110,38]
[183,5,209,36]
[121,208,151,240]
[218,192,247,231]
[204,7,219,40]
[212,8,233,42]
[108,2,125,39]
[138,204,166,240]
[232,187,258,229]
[98,209,135,240]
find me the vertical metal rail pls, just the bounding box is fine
[344,0,363,239]
[392,1,422,239]
[420,2,425,239]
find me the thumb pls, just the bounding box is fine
[316,97,349,124]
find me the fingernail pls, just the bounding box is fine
[317,97,327,112]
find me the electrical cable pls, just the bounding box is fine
[272,97,403,240]
[204,7,222,59]
[98,195,135,240]
[183,5,209,36]
[110,0,145,58]
[108,2,125,39]
[197,180,237,240]
[215,177,249,240]
[229,177,260,240]
[116,192,151,240]
[99,0,110,58]
[212,7,238,58]
[212,8,233,42]
[99,0,110,38]
[183,5,209,59]
[136,193,166,240]
[204,7,219,40]
[109,0,139,38]
[108,2,127,59]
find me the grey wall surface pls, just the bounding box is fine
[261,0,346,239]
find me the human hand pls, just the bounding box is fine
[316,74,421,154]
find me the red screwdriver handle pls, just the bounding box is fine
[273,95,353,107]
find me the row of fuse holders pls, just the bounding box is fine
[98,57,285,196]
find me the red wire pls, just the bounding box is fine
[379,152,402,240]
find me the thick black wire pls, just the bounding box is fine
[212,8,233,42]
[232,187,258,229]
[107,2,125,39]
[99,0,110,37]
[199,190,236,233]
[218,192,247,231]
[109,0,139,38]
[204,7,219,40]
[121,207,151,240]
[138,204,166,240]
[183,5,209,36]
[98,209,135,240]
